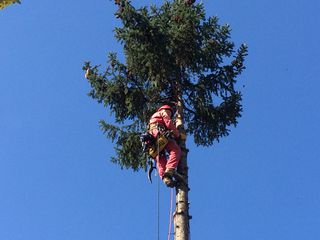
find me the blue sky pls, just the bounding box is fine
[1,0,319,239]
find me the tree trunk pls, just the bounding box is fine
[174,100,190,240]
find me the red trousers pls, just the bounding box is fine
[150,129,181,178]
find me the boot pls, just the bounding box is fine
[162,168,176,188]
[165,168,187,187]
[163,168,175,178]
[163,176,175,188]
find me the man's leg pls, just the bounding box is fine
[156,153,166,179]
[165,140,181,171]
[161,140,181,187]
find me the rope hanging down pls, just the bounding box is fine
[157,134,160,240]
[157,172,160,240]
[155,131,175,240]
[156,175,175,240]
[167,188,174,240]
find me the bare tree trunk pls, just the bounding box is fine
[174,99,190,240]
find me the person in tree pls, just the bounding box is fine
[148,104,182,187]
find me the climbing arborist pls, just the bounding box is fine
[148,104,181,188]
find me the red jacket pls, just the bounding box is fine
[149,110,180,138]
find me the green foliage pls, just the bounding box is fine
[0,0,21,10]
[84,0,247,170]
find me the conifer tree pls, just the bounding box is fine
[0,0,21,10]
[83,1,247,239]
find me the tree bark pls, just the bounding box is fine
[174,99,190,240]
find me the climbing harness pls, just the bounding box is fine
[140,123,174,183]
[145,123,173,159]
[148,133,169,159]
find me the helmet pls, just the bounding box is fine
[157,105,174,115]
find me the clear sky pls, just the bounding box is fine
[1,0,319,239]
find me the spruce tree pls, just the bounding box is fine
[83,1,247,239]
[0,0,21,10]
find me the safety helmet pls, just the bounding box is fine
[157,104,174,115]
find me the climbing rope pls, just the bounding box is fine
[157,133,160,240]
[167,188,174,240]
[157,172,160,240]
[155,125,175,240]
